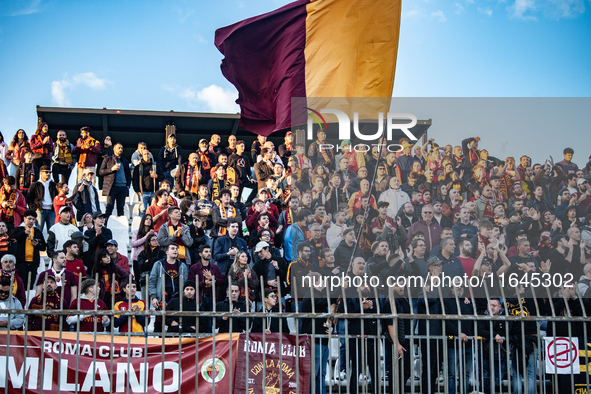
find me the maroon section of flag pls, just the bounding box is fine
[215,0,309,136]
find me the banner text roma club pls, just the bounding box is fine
[0,332,310,393]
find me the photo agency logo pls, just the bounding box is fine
[304,106,419,153]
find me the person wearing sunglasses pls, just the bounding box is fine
[0,277,25,330]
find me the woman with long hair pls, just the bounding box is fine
[78,212,94,232]
[228,251,259,305]
[437,183,449,203]
[91,248,129,307]
[97,135,113,190]
[6,129,30,176]
[30,122,54,169]
[135,234,164,296]
[131,214,155,263]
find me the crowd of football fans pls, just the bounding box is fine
[0,123,590,393]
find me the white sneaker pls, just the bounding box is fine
[339,371,347,381]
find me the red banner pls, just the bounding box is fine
[233,333,311,394]
[0,331,238,393]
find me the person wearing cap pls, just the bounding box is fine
[28,274,64,331]
[174,152,201,201]
[99,142,131,221]
[133,148,164,215]
[574,177,591,213]
[36,249,78,310]
[506,229,535,258]
[73,126,102,183]
[71,168,101,222]
[253,240,288,293]
[63,239,86,282]
[105,239,130,275]
[52,181,75,224]
[505,208,535,247]
[51,129,75,183]
[250,188,280,219]
[26,165,57,232]
[46,206,78,257]
[0,254,26,306]
[195,139,215,185]
[83,212,113,269]
[157,134,183,186]
[165,280,200,333]
[157,206,193,265]
[10,209,46,285]
[0,176,27,233]
[211,188,241,239]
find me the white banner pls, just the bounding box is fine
[545,337,580,375]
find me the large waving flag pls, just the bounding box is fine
[214,0,402,136]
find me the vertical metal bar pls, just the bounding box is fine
[143,272,149,392]
[244,268,250,394]
[20,272,33,394]
[177,272,184,394]
[74,274,83,394]
[91,273,99,394]
[311,276,316,394]
[340,282,350,394]
[108,274,115,394]
[389,287,399,394]
[39,271,48,394]
[160,272,165,394]
[276,275,284,394]
[293,274,300,394]
[194,273,200,394]
[260,275,267,394]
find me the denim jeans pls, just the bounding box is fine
[106,185,128,218]
[511,341,538,394]
[36,209,55,234]
[313,343,329,394]
[448,344,474,394]
[140,192,155,215]
[337,319,347,373]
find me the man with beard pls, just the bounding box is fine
[36,250,78,310]
[73,126,101,183]
[51,130,75,183]
[157,206,193,266]
[27,166,57,232]
[28,274,63,331]
[166,280,200,333]
[10,210,46,287]
[339,256,379,394]
[99,143,131,221]
[195,139,215,185]
[0,277,25,330]
[475,185,496,221]
[432,199,454,229]
[365,239,390,277]
[228,140,256,198]
[397,201,417,231]
[254,148,275,191]
[212,188,242,239]
[63,239,86,282]
[287,243,317,300]
[213,219,249,276]
[189,244,224,323]
[0,254,26,306]
[133,149,164,214]
[307,130,334,170]
[458,238,477,278]
[326,210,349,252]
[289,209,313,257]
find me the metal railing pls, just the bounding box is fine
[1,271,590,393]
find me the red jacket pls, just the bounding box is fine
[0,190,27,226]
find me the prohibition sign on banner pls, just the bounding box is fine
[544,337,580,374]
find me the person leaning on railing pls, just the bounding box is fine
[66,278,110,332]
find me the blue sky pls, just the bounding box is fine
[0,0,589,164]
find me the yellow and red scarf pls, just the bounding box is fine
[217,205,237,236]
[185,165,200,195]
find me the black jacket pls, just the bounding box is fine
[301,289,331,344]
[215,298,248,333]
[166,296,199,330]
[133,160,164,194]
[10,225,47,266]
[157,145,183,173]
[252,251,288,295]
[15,163,39,190]
[98,156,131,196]
[71,182,101,221]
[26,180,58,211]
[83,227,113,270]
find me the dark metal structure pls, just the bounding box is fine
[35,106,286,160]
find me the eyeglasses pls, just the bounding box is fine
[261,234,270,238]
[302,250,311,253]
[267,294,278,299]
[482,262,492,266]
[423,212,434,214]
[0,290,9,295]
